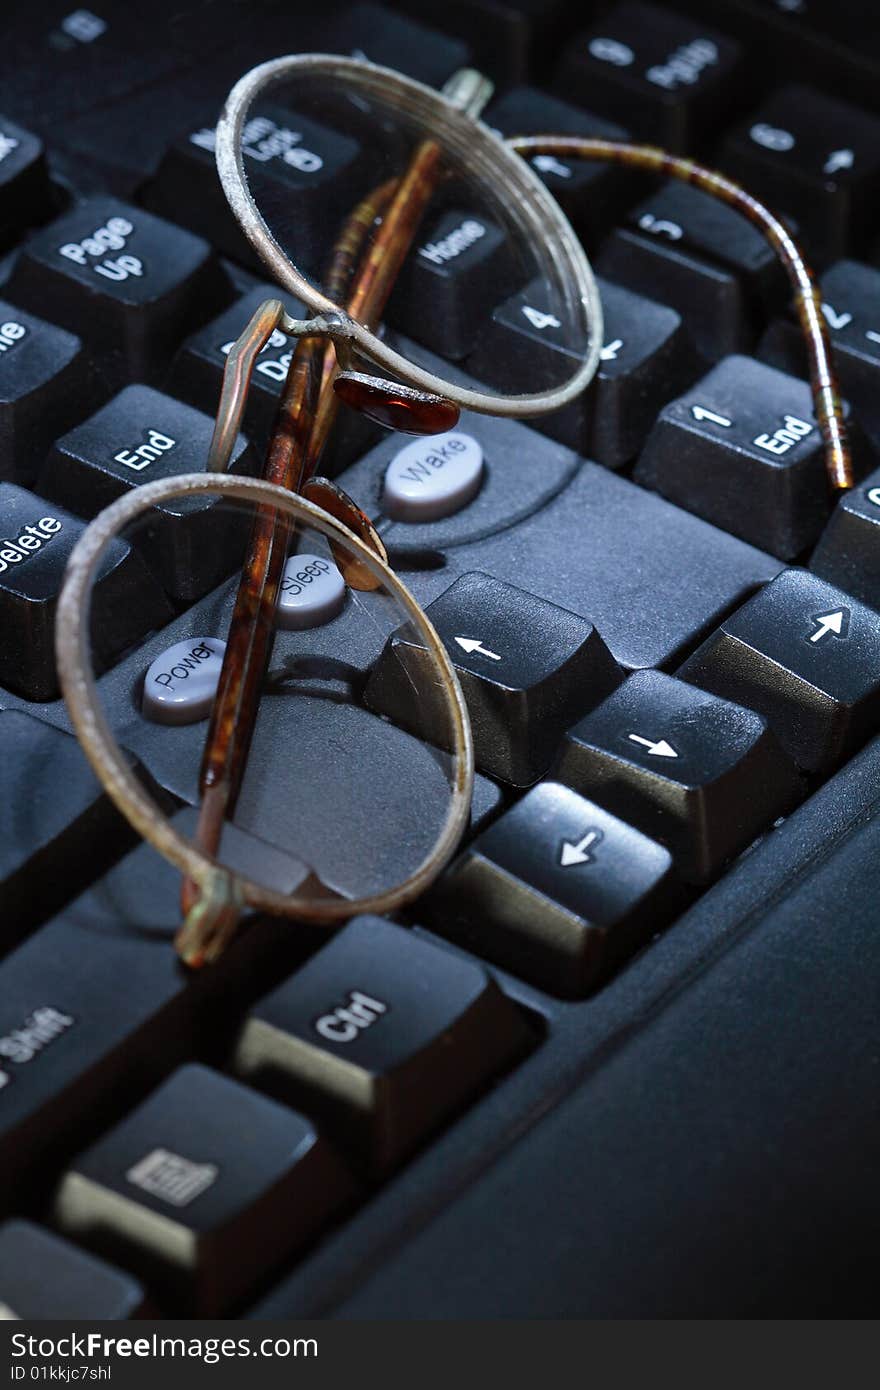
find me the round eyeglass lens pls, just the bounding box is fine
[217,55,600,410]
[56,474,472,924]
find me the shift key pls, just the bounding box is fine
[0,812,318,1212]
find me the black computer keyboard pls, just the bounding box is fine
[1,0,879,1320]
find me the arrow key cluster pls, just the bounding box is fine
[679,569,880,775]
[553,670,804,882]
[430,781,680,998]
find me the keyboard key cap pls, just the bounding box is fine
[0,300,94,487]
[0,482,172,701]
[471,275,581,397]
[234,915,532,1173]
[721,86,880,260]
[635,355,859,559]
[146,106,367,280]
[0,812,315,1210]
[0,115,49,251]
[583,279,698,467]
[471,276,697,461]
[54,1063,354,1314]
[430,781,680,997]
[7,197,229,387]
[0,1220,148,1320]
[388,207,517,360]
[365,571,622,786]
[382,429,484,522]
[277,553,347,631]
[598,179,789,361]
[37,384,256,602]
[553,670,803,882]
[485,86,633,246]
[760,259,880,445]
[0,712,149,950]
[810,464,880,608]
[141,637,226,725]
[556,2,744,152]
[678,569,880,774]
[396,0,571,83]
[321,3,472,87]
[172,284,379,475]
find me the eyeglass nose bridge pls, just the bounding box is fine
[206,297,463,482]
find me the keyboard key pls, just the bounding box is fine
[365,571,622,786]
[553,670,803,882]
[382,429,484,522]
[471,275,697,461]
[598,179,789,361]
[7,196,229,387]
[146,106,367,280]
[678,569,880,774]
[388,207,517,360]
[0,1220,148,1319]
[635,355,856,559]
[430,781,680,997]
[54,1063,354,1314]
[0,811,314,1210]
[172,284,379,475]
[321,3,472,87]
[582,279,698,468]
[556,2,744,151]
[37,384,256,603]
[0,300,94,488]
[760,259,880,445]
[470,276,581,397]
[234,915,532,1173]
[141,637,226,725]
[396,0,571,83]
[721,85,880,260]
[810,464,880,608]
[0,712,148,950]
[277,553,347,631]
[0,482,172,701]
[485,86,633,246]
[0,115,49,251]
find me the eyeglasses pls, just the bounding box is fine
[55,53,853,967]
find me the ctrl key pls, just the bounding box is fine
[234,916,533,1174]
[0,1219,148,1320]
[53,1063,354,1315]
[430,782,681,998]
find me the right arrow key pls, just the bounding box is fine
[553,669,804,882]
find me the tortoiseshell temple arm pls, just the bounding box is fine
[507,135,854,494]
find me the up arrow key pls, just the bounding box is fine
[808,608,850,644]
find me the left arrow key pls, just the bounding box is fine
[365,571,622,786]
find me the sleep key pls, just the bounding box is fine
[277,553,346,630]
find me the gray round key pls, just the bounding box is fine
[383,430,484,523]
[142,636,226,725]
[276,552,346,630]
